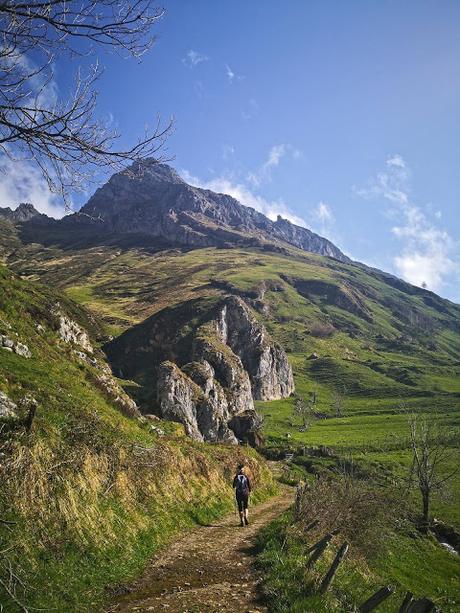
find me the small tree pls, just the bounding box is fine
[332,389,345,418]
[408,413,459,533]
[294,391,316,431]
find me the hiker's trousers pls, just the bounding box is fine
[236,492,249,512]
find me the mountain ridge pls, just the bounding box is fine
[75,160,349,260]
[0,160,349,262]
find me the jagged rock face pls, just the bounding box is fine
[183,361,237,443]
[217,297,295,400]
[157,362,205,441]
[154,297,294,444]
[73,160,348,261]
[157,360,239,443]
[192,331,254,416]
[56,313,94,353]
[0,202,43,223]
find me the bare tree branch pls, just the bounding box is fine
[407,413,459,533]
[0,1,171,207]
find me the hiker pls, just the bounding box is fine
[233,464,251,526]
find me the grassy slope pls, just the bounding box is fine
[3,239,460,606]
[0,265,276,612]
[256,511,460,613]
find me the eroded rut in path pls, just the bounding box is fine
[107,491,293,613]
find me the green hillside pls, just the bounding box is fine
[0,264,276,611]
[1,221,459,610]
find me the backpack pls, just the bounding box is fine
[235,474,249,495]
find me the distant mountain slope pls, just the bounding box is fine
[0,160,348,260]
[1,160,459,425]
[73,160,348,259]
[0,201,44,222]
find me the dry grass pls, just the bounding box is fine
[0,425,275,611]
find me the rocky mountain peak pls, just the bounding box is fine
[131,159,185,185]
[72,161,349,262]
[0,202,43,223]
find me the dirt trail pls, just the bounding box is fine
[107,490,293,613]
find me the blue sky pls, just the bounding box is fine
[2,1,459,302]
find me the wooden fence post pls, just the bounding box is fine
[319,542,349,593]
[359,585,395,612]
[307,528,340,554]
[406,598,438,613]
[399,591,414,613]
[304,519,319,533]
[307,534,333,569]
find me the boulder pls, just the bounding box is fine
[0,334,14,349]
[0,391,18,419]
[14,342,31,358]
[0,334,31,358]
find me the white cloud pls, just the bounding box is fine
[386,154,406,169]
[314,201,335,224]
[247,144,302,187]
[180,169,307,227]
[354,155,410,205]
[356,154,457,293]
[306,201,342,246]
[225,64,244,84]
[0,157,66,218]
[182,49,208,68]
[225,64,235,82]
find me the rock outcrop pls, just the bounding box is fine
[93,372,140,418]
[217,297,295,400]
[55,311,94,353]
[0,202,44,223]
[156,297,294,443]
[157,361,237,443]
[0,391,18,419]
[0,333,32,358]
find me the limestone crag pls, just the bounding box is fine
[55,310,94,353]
[0,391,18,419]
[157,362,206,441]
[216,297,295,400]
[156,297,294,443]
[192,329,254,417]
[183,361,237,443]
